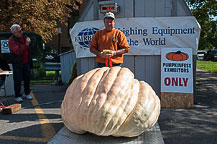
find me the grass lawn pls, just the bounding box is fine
[30,71,61,83]
[197,60,217,73]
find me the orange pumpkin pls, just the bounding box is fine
[166,51,188,61]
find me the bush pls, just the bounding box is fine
[31,62,46,80]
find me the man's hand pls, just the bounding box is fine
[98,51,112,58]
[111,51,117,57]
[26,37,31,46]
[98,50,118,58]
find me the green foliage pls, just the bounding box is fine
[197,60,217,73]
[30,79,53,83]
[45,71,62,80]
[31,62,46,80]
[31,62,62,81]
[189,0,217,50]
[0,0,82,42]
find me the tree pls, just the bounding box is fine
[188,0,217,50]
[0,0,82,42]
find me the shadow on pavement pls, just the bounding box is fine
[0,123,64,144]
[159,70,217,144]
[0,113,61,123]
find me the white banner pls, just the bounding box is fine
[161,48,193,93]
[1,40,10,53]
[70,17,200,58]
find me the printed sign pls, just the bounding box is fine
[75,27,100,48]
[70,17,201,58]
[161,48,193,93]
[1,40,10,53]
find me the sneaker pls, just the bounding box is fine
[23,94,33,100]
[15,97,23,103]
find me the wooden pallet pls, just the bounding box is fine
[1,104,22,114]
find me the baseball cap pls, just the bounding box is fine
[104,12,115,19]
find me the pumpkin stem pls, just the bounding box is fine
[176,51,181,54]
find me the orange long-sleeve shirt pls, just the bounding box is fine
[89,29,130,64]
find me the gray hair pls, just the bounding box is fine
[10,24,21,33]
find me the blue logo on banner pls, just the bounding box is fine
[75,27,99,48]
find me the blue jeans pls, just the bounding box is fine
[97,63,122,68]
[13,63,31,97]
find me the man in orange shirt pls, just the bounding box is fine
[89,12,130,68]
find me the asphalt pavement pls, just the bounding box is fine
[0,84,67,144]
[159,69,217,144]
[0,69,217,144]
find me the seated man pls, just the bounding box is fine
[0,57,11,87]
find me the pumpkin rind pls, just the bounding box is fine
[166,52,174,60]
[173,53,183,61]
[180,53,188,60]
[61,67,160,137]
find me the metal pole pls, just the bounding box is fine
[58,27,61,54]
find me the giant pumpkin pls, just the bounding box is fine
[61,67,160,137]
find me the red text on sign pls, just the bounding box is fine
[164,77,188,87]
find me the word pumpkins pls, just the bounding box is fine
[61,67,160,137]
